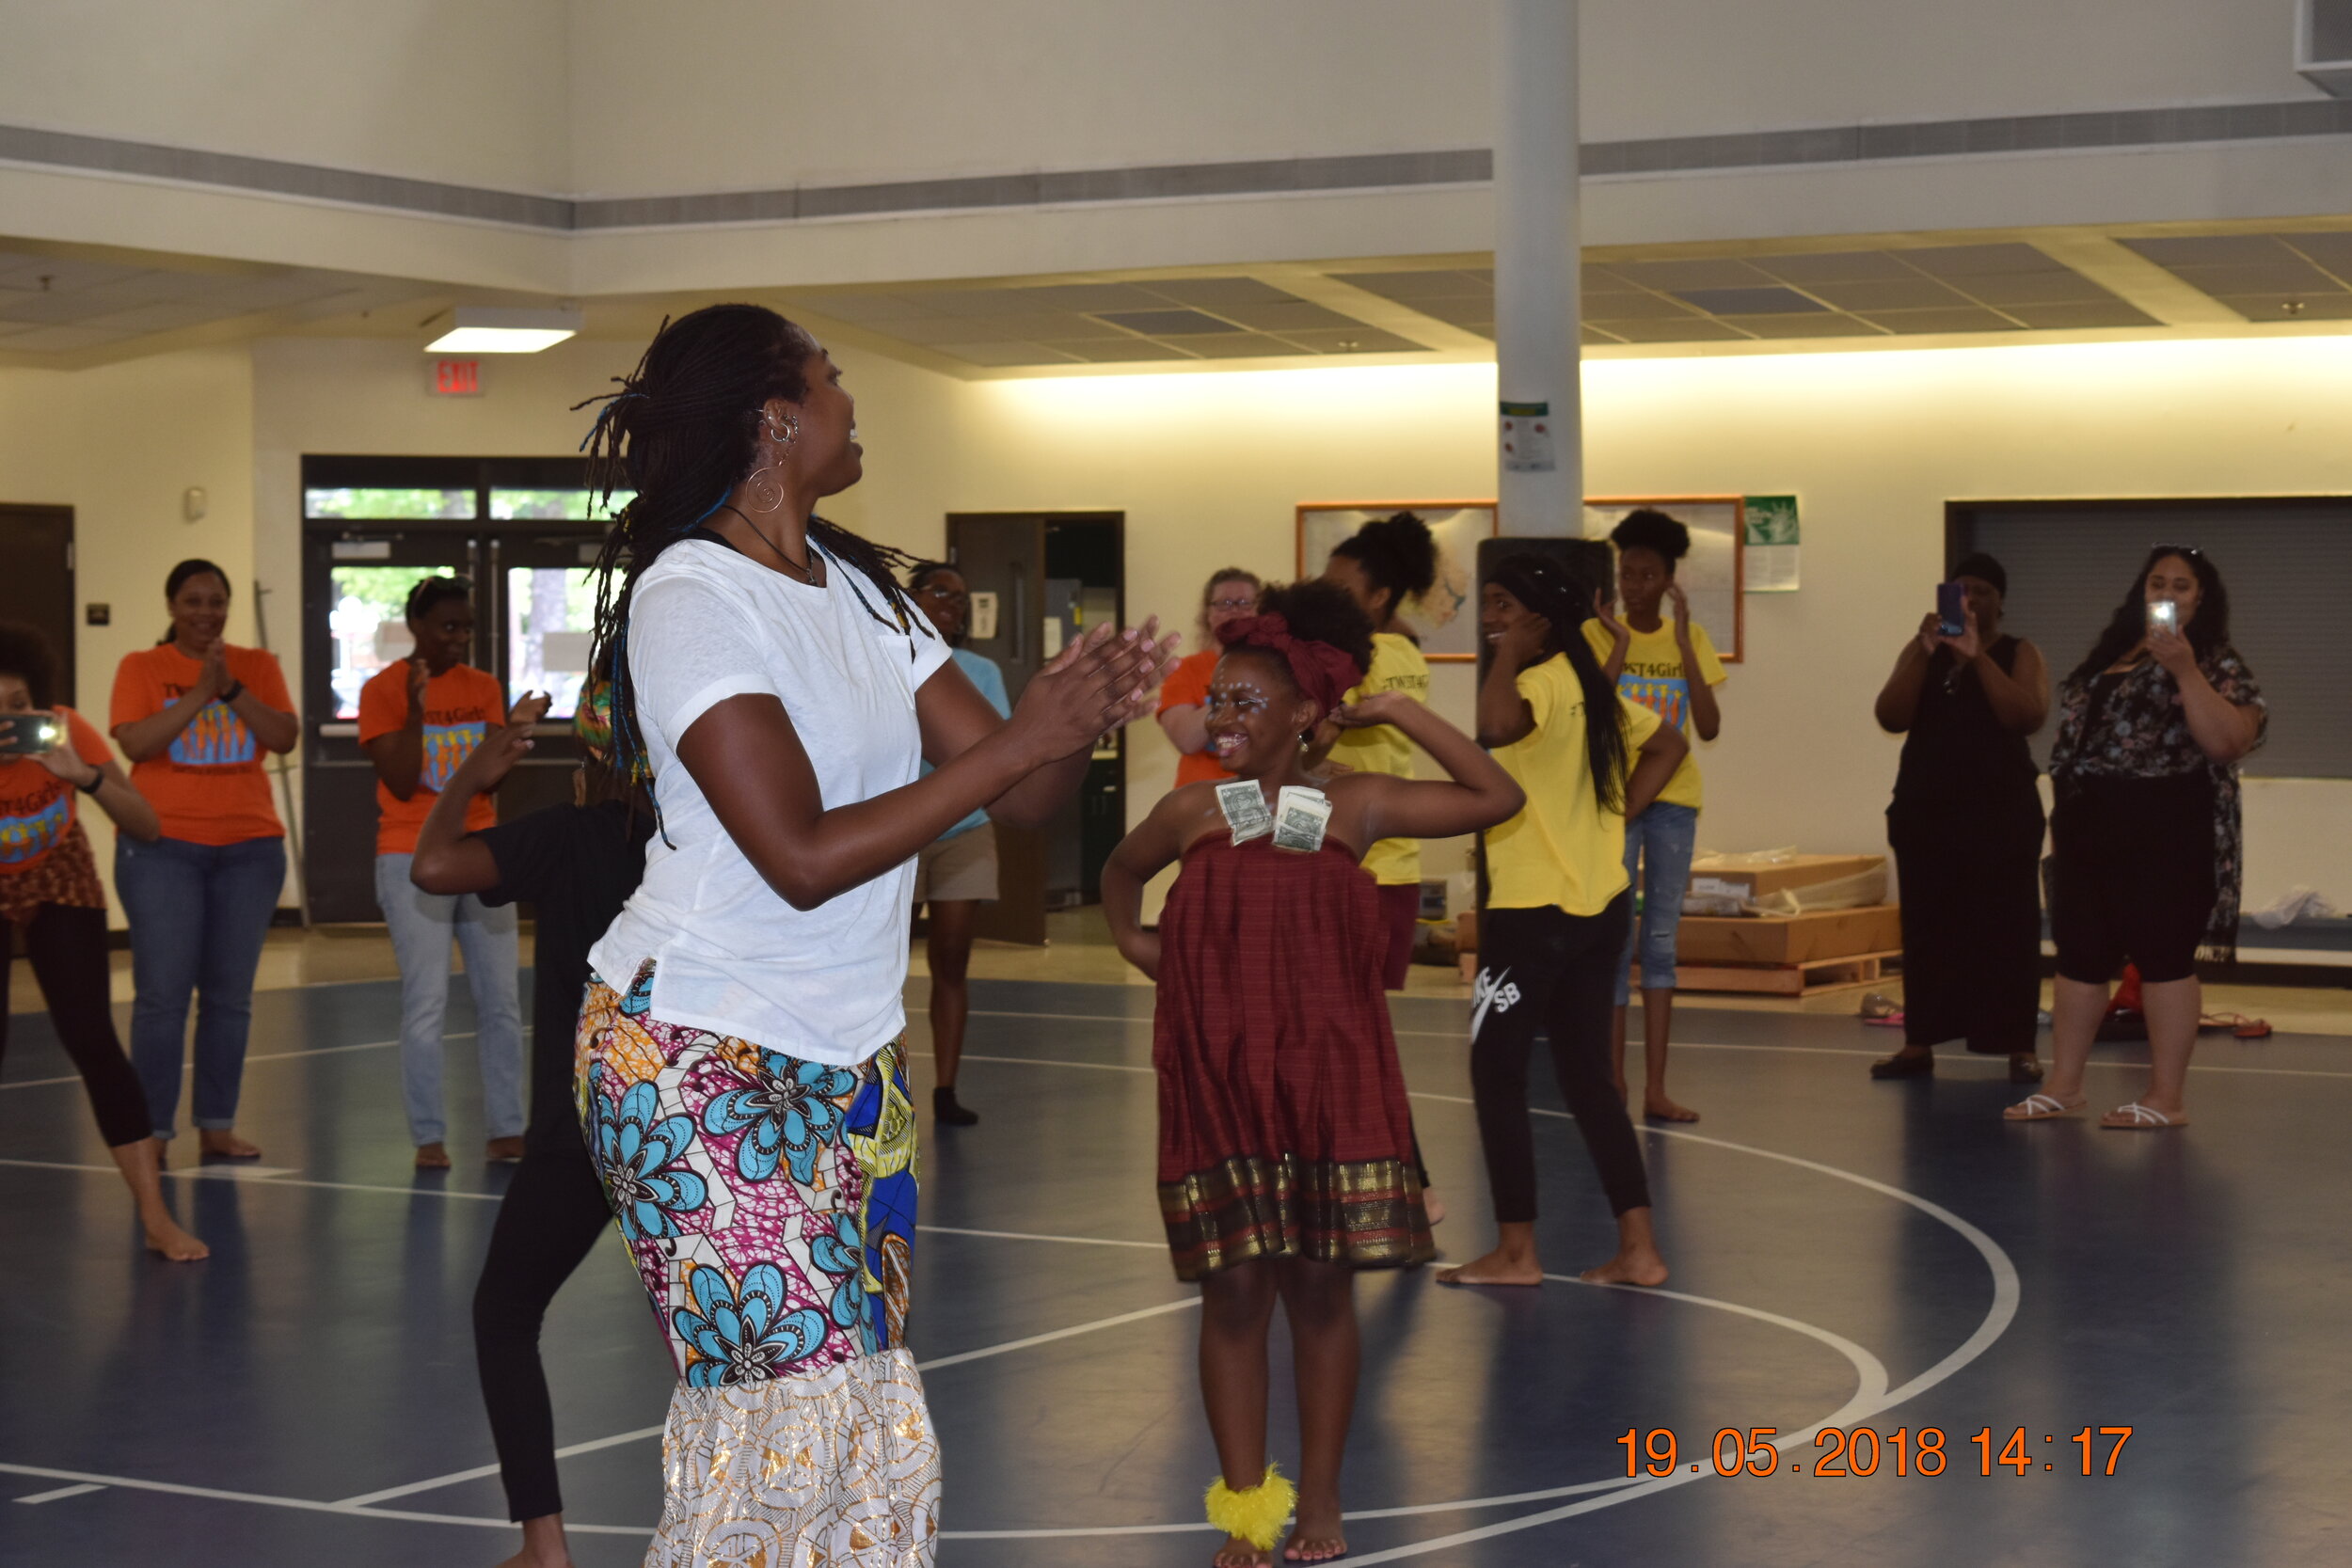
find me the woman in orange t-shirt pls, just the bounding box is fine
[358,576,525,1169]
[2,621,206,1259]
[1156,566,1262,788]
[110,559,298,1163]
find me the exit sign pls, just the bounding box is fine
[431,358,483,396]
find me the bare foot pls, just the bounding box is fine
[1644,1095,1699,1123]
[1214,1535,1272,1568]
[1437,1246,1544,1287]
[199,1129,262,1160]
[1422,1188,1447,1227]
[415,1142,453,1170]
[1283,1497,1347,1564]
[1581,1243,1669,1288]
[497,1513,577,1568]
[141,1212,210,1262]
[485,1136,526,1163]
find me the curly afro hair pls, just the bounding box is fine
[0,620,59,710]
[1330,510,1438,610]
[1609,508,1692,571]
[1237,578,1375,685]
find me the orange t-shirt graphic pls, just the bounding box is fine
[1157,648,1234,789]
[110,643,294,845]
[0,708,111,873]
[358,663,503,856]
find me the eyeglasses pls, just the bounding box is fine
[1208,597,1257,613]
[915,583,969,601]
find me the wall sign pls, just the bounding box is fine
[1742,494,1801,593]
[430,358,484,397]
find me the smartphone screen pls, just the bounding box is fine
[0,712,62,758]
[1935,581,1967,639]
[2147,599,2179,634]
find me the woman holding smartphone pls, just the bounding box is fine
[0,622,205,1259]
[110,558,298,1161]
[2009,546,2264,1130]
[1871,553,2048,1082]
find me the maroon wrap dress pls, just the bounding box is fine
[1153,832,1434,1280]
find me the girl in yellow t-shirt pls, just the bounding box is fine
[1319,511,1438,989]
[1443,552,1687,1291]
[1584,508,1726,1125]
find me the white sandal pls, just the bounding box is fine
[2101,1101,2187,1130]
[2003,1092,2085,1122]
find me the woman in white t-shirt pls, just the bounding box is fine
[573,305,1175,1566]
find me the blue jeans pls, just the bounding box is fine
[1615,801,1700,1006]
[116,834,287,1139]
[375,852,526,1147]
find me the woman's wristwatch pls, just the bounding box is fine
[220,678,246,705]
[76,765,104,795]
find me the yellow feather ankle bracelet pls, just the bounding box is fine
[1204,1465,1296,1551]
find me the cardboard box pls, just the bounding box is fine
[1676,904,1900,966]
[1686,852,1886,911]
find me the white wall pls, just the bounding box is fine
[2,0,572,193]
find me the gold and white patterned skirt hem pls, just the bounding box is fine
[647,1347,941,1568]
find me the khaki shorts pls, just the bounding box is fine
[914,821,999,905]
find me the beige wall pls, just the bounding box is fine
[0,346,259,919]
[7,327,2347,930]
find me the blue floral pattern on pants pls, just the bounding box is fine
[591,1070,708,1242]
[672,1260,831,1386]
[699,1051,860,1184]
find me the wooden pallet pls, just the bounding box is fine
[1672,949,1902,998]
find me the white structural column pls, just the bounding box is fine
[1493,0,1581,536]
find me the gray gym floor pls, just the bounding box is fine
[3,972,2347,1565]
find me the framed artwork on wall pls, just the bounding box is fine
[1581,495,1746,663]
[1295,501,1498,662]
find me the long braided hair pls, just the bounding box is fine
[1485,551,1629,812]
[575,304,928,799]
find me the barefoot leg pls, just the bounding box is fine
[1581,1205,1667,1287]
[494,1513,577,1568]
[1200,1260,1279,1566]
[1638,987,1697,1122]
[108,1138,208,1261]
[198,1127,262,1160]
[1437,1220,1545,1287]
[1274,1259,1355,1562]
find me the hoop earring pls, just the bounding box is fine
[746,410,801,514]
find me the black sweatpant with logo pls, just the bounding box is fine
[1469,893,1651,1224]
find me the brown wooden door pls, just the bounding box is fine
[946,515,1050,945]
[0,505,75,706]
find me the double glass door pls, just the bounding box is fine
[299,458,619,922]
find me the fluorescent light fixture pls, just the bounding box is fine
[426,306,582,354]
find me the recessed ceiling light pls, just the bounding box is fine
[426,306,582,354]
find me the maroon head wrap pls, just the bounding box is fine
[1216,613,1365,719]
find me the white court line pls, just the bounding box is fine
[13,1482,104,1504]
[0,1030,513,1092]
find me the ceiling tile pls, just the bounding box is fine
[1094,309,1245,336]
[1411,298,1502,326]
[1715,313,1885,339]
[1754,251,1921,284]
[1143,277,1299,309]
[856,315,1041,346]
[1673,286,1829,315]
[1589,317,1752,342]
[1796,277,1969,311]
[1855,308,2024,334]
[1178,333,1314,358]
[2214,293,2352,321]
[1604,258,1780,292]
[0,255,149,293]
[2166,261,2344,295]
[1328,269,1488,299]
[1210,300,1362,332]
[1044,338,1196,362]
[1999,301,2160,328]
[0,324,136,352]
[933,341,1086,367]
[932,284,1168,318]
[2275,232,2352,279]
[2122,235,2288,267]
[1580,291,1699,320]
[0,292,120,325]
[791,292,936,323]
[1899,244,2062,277]
[1275,327,1426,354]
[1945,271,2118,307]
[80,301,241,333]
[1583,325,1627,344]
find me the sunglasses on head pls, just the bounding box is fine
[2150,545,2202,562]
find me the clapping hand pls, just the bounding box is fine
[196,641,232,703]
[406,655,432,712]
[1013,618,1181,759]
[448,691,548,793]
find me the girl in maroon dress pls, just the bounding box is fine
[1104,581,1522,1568]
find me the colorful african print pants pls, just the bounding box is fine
[578,964,937,1566]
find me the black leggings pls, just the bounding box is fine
[1,903,151,1148]
[1468,895,1650,1224]
[472,1146,616,1522]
